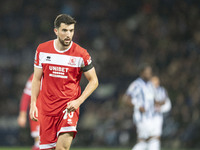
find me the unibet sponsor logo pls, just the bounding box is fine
[49,66,69,72]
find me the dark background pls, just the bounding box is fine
[0,0,200,149]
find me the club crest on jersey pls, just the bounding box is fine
[68,57,76,65]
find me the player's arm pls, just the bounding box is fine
[129,86,145,113]
[30,67,43,121]
[67,67,98,112]
[122,94,134,107]
[160,97,171,113]
[18,93,31,127]
[123,83,145,112]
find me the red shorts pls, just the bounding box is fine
[39,108,79,150]
[29,117,40,138]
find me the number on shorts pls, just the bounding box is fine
[63,109,74,120]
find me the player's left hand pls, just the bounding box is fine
[66,100,82,112]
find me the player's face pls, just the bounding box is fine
[142,67,152,81]
[54,23,75,47]
[151,76,160,88]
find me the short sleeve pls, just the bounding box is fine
[23,74,33,96]
[126,82,144,107]
[126,82,135,96]
[34,46,42,68]
[23,80,32,96]
[81,49,93,72]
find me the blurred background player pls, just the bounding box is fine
[123,63,160,150]
[151,75,172,149]
[17,73,40,150]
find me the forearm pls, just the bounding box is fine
[19,111,27,117]
[122,94,134,107]
[31,78,41,106]
[78,78,98,104]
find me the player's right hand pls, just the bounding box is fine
[17,111,27,127]
[29,102,38,121]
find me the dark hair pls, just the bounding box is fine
[137,63,151,74]
[54,14,76,28]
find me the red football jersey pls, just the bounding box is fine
[19,74,33,112]
[34,40,92,116]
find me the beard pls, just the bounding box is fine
[58,37,71,47]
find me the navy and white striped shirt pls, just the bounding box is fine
[126,78,156,123]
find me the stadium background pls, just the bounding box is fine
[0,0,200,149]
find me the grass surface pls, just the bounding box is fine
[0,147,195,150]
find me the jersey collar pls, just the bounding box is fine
[53,40,73,53]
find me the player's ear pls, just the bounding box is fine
[54,28,58,36]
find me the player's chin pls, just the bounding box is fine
[63,41,71,46]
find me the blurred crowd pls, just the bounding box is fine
[0,0,200,148]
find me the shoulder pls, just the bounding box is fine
[134,78,143,86]
[37,40,54,52]
[72,42,89,56]
[128,78,141,89]
[127,79,142,95]
[73,42,85,51]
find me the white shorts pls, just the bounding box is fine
[135,116,163,139]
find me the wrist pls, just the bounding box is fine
[30,100,36,106]
[77,97,85,105]
[19,111,27,116]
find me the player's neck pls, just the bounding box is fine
[55,39,71,51]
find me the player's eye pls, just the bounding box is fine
[62,29,67,32]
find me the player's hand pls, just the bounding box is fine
[17,111,27,127]
[154,100,165,112]
[66,100,81,112]
[29,102,38,121]
[139,107,145,113]
[155,100,166,106]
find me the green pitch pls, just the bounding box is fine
[0,147,194,150]
[0,148,195,150]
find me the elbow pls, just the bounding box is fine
[94,78,99,90]
[92,77,99,90]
